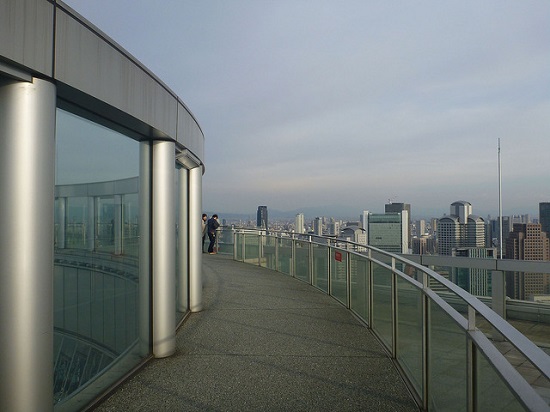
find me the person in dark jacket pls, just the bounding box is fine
[207,214,220,254]
[201,213,208,253]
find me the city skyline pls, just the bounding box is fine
[63,1,550,217]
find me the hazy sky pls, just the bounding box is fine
[63,0,550,219]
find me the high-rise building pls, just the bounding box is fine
[257,206,268,229]
[506,223,550,261]
[295,213,305,234]
[539,202,550,237]
[385,202,411,243]
[367,211,409,253]
[313,217,323,236]
[360,210,370,245]
[327,218,340,236]
[438,201,485,255]
[505,223,550,300]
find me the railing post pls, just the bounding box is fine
[291,238,296,278]
[258,231,263,266]
[492,270,506,342]
[422,271,429,411]
[391,257,397,358]
[367,248,374,328]
[309,240,314,285]
[233,230,237,260]
[347,250,352,309]
[275,234,279,272]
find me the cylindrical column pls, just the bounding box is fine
[152,141,176,357]
[177,167,189,313]
[139,142,151,356]
[0,78,56,411]
[189,166,203,312]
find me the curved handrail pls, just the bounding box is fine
[230,227,550,411]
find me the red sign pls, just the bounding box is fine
[335,251,342,262]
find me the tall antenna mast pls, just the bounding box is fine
[498,138,503,259]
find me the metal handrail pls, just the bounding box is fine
[231,227,550,411]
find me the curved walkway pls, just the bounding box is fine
[95,254,418,411]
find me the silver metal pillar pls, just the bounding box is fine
[177,167,189,313]
[0,77,56,411]
[189,166,203,312]
[138,142,151,356]
[152,141,176,357]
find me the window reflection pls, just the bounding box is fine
[54,109,145,407]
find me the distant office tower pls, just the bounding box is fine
[506,223,550,261]
[412,236,428,255]
[313,217,323,236]
[326,218,340,236]
[367,210,409,253]
[257,206,268,229]
[341,225,367,247]
[438,201,485,255]
[385,202,411,243]
[539,203,550,237]
[430,218,438,235]
[360,210,369,243]
[417,219,426,236]
[295,213,305,234]
[505,223,550,300]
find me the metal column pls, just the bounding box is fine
[189,166,203,312]
[152,141,176,358]
[0,78,56,411]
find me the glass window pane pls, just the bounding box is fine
[397,277,423,396]
[428,301,467,411]
[54,109,146,407]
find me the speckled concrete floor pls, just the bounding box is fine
[93,254,418,411]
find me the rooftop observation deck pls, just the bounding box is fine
[94,253,418,411]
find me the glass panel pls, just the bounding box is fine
[244,233,259,263]
[396,276,423,396]
[262,235,277,270]
[350,254,369,322]
[236,232,244,261]
[428,301,467,411]
[216,226,233,255]
[372,262,393,349]
[54,109,145,408]
[294,240,310,282]
[476,347,527,411]
[312,244,328,292]
[331,249,348,305]
[278,238,292,275]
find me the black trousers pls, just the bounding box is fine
[208,232,216,253]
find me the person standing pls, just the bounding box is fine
[201,214,208,253]
[207,214,220,254]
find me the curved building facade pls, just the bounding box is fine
[0,1,205,410]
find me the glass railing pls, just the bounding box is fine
[228,228,550,411]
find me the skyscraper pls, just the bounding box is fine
[385,202,411,243]
[257,206,268,230]
[295,213,305,234]
[367,211,409,253]
[539,202,550,237]
[438,201,485,255]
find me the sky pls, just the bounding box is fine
[63,0,550,219]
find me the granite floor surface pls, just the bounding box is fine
[93,254,418,411]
